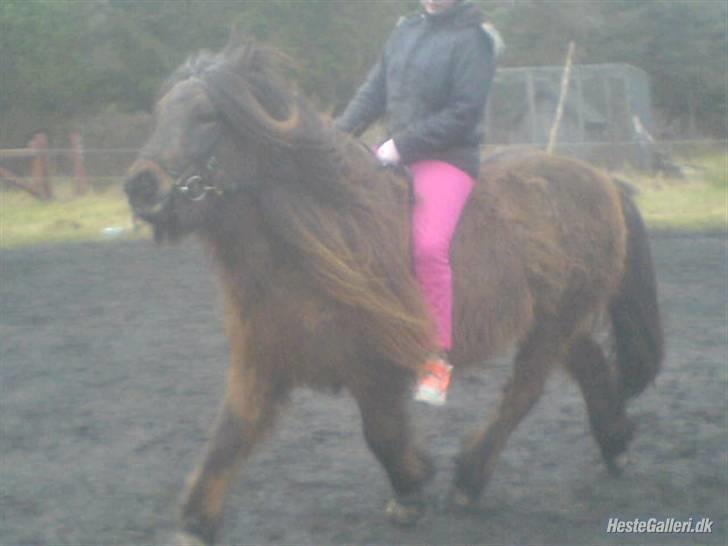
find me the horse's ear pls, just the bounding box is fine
[221,24,255,74]
[223,23,247,56]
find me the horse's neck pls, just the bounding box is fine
[202,149,413,311]
[204,197,275,306]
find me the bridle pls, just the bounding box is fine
[140,73,283,204]
[168,155,226,202]
[145,121,259,203]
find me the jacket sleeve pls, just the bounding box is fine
[334,55,387,136]
[393,30,495,163]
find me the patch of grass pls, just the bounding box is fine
[699,152,728,189]
[0,179,149,249]
[625,153,728,233]
[1,154,726,249]
[635,182,727,232]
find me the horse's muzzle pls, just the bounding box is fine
[125,161,173,222]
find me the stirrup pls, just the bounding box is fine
[414,357,452,406]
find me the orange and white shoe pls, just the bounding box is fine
[414,356,453,406]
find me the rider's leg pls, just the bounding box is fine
[410,160,474,404]
[410,159,474,351]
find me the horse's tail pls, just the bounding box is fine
[609,180,664,399]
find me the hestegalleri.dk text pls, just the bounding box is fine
[606,517,713,534]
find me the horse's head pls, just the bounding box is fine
[125,38,302,242]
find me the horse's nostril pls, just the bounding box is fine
[125,171,160,204]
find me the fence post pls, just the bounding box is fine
[29,132,53,200]
[547,42,576,154]
[70,132,89,196]
[525,72,537,144]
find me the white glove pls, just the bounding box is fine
[376,139,401,166]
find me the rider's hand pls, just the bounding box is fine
[376,139,401,166]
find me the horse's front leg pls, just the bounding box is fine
[349,366,434,526]
[177,367,285,545]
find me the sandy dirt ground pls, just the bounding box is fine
[1,235,726,545]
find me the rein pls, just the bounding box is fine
[167,143,261,200]
[148,128,260,203]
[169,156,225,201]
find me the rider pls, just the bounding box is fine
[336,0,503,405]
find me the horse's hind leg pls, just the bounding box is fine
[349,367,434,526]
[564,334,634,474]
[452,328,561,508]
[177,369,286,545]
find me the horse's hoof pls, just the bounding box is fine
[606,452,631,476]
[446,488,478,512]
[174,531,208,546]
[385,497,424,526]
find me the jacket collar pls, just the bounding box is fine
[423,1,486,28]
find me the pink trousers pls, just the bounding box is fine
[410,160,475,351]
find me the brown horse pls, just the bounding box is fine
[125,38,663,545]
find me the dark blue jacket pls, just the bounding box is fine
[335,1,498,178]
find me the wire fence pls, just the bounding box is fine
[0,139,725,197]
[536,138,726,172]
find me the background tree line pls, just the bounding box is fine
[1,0,725,147]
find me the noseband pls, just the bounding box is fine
[146,137,258,203]
[169,156,225,201]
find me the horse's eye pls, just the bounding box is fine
[197,111,218,124]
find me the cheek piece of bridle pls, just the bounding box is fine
[169,155,226,202]
[149,125,260,203]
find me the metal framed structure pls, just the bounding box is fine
[486,63,652,165]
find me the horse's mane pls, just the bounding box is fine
[184,41,435,370]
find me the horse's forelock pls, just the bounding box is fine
[157,50,222,100]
